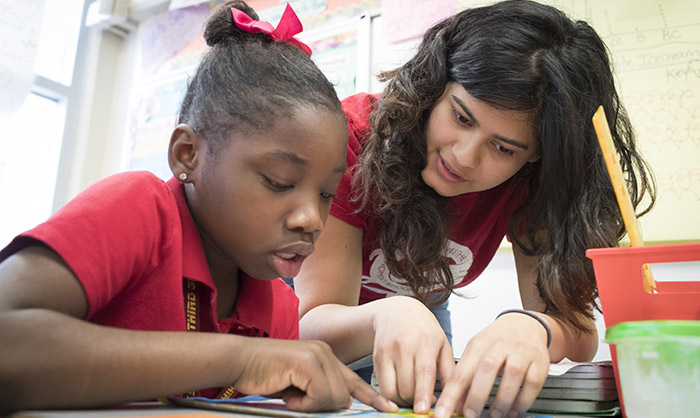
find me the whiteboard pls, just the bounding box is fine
[368,0,700,243]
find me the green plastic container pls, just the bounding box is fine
[605,320,700,417]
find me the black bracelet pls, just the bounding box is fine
[496,309,552,348]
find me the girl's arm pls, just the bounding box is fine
[0,246,396,413]
[433,246,598,418]
[295,216,454,413]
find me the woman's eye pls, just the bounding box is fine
[453,109,471,125]
[264,177,292,191]
[319,191,336,201]
[494,143,514,156]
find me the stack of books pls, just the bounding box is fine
[429,360,620,416]
[496,360,620,416]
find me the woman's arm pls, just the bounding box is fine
[513,247,598,362]
[296,215,371,361]
[295,216,454,413]
[433,246,598,418]
[0,246,396,413]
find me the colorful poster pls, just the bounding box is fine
[128,76,188,180]
[307,28,359,99]
[138,2,214,79]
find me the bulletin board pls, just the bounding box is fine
[126,0,375,180]
[374,0,700,243]
[126,0,700,243]
[297,15,369,100]
[127,2,214,181]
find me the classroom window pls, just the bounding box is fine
[34,0,84,85]
[0,0,85,248]
[0,94,64,247]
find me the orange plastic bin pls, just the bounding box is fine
[586,242,700,416]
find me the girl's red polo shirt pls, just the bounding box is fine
[0,171,299,339]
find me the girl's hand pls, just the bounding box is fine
[433,312,550,418]
[372,296,456,414]
[234,338,398,413]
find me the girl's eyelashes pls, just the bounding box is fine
[263,176,293,191]
[319,191,336,201]
[263,176,336,201]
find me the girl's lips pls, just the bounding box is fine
[271,252,306,279]
[437,154,465,182]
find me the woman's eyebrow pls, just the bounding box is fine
[452,95,530,150]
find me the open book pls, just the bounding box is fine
[167,395,605,418]
[169,362,619,418]
[166,396,381,418]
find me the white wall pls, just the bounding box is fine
[447,250,612,362]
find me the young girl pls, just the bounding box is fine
[0,1,397,414]
[293,1,656,417]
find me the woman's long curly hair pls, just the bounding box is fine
[355,0,656,331]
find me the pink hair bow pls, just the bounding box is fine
[231,3,312,56]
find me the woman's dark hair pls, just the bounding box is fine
[357,0,656,331]
[178,1,343,158]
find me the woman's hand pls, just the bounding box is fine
[433,312,551,418]
[371,296,456,414]
[234,338,398,413]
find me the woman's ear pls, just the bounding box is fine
[168,124,202,183]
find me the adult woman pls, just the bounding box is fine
[293,1,655,417]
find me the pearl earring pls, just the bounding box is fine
[178,172,188,182]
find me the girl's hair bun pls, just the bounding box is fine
[203,0,259,47]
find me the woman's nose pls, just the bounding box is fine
[452,134,481,169]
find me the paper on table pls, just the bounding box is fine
[547,359,614,377]
[167,396,381,418]
[169,395,575,418]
